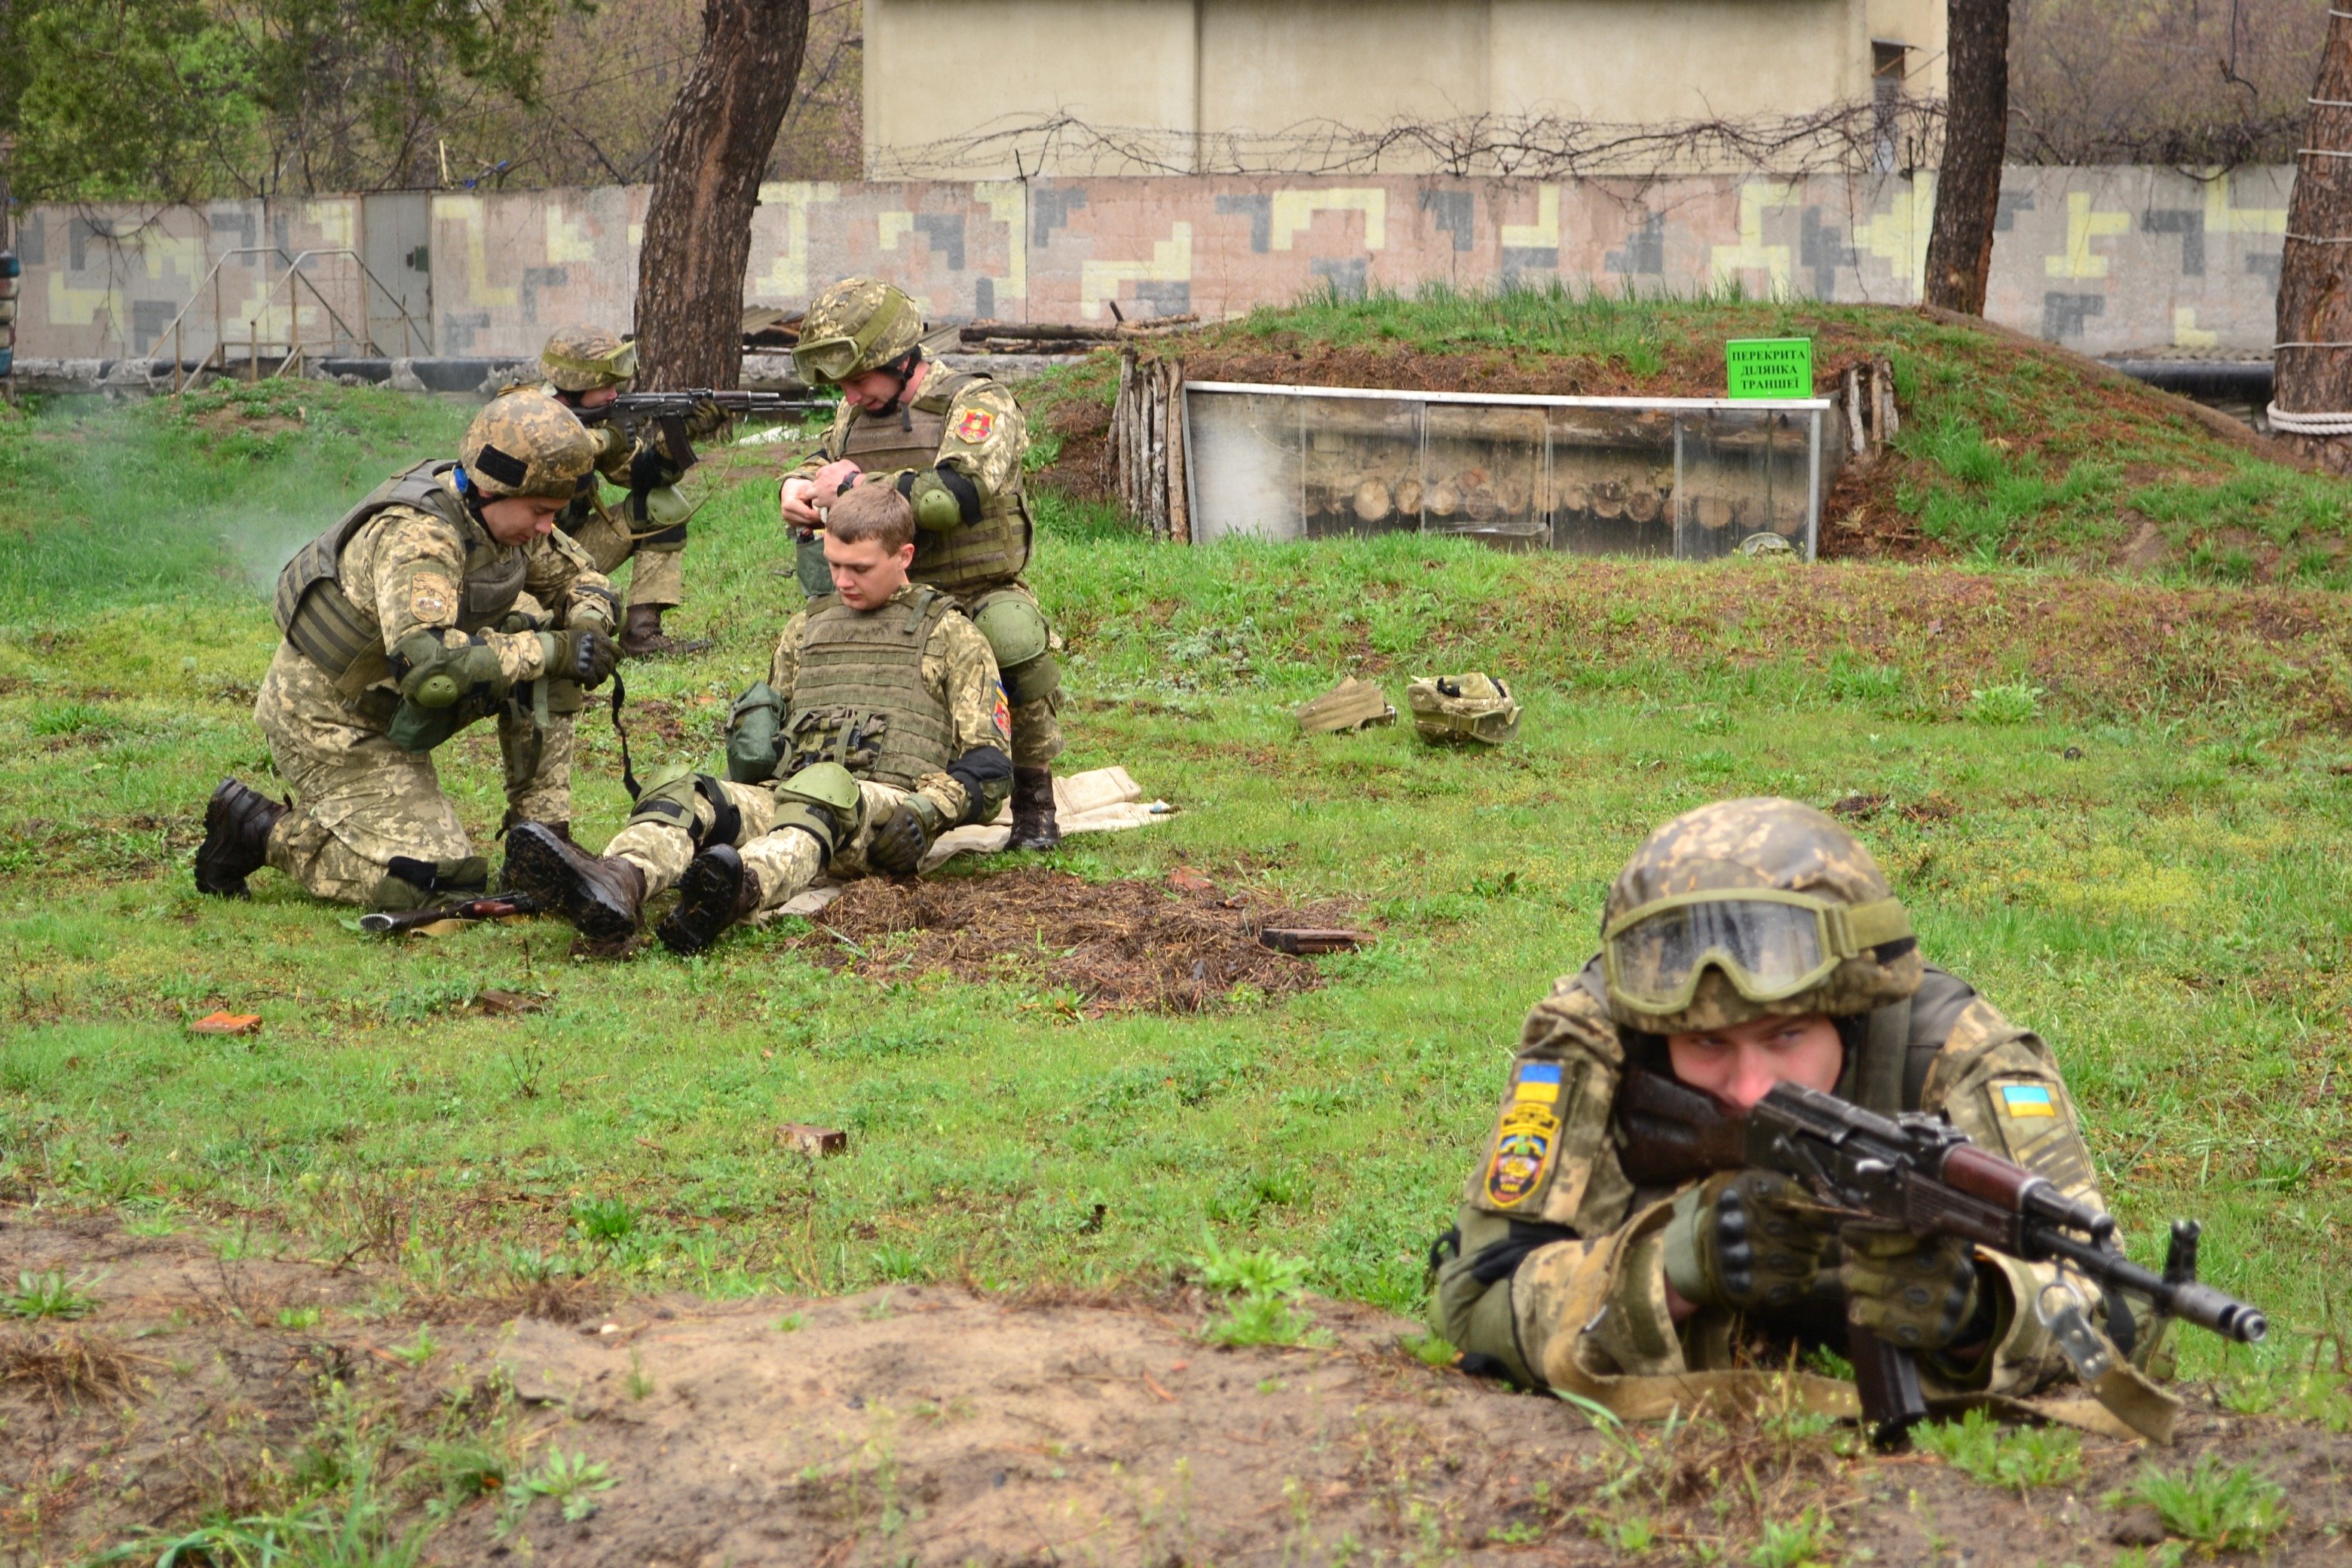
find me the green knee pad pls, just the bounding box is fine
[375,853,489,911]
[971,593,1060,706]
[772,761,859,856]
[625,761,702,835]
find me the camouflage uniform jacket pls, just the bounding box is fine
[769,583,1011,823]
[787,354,1032,594]
[313,479,613,714]
[495,378,721,559]
[1433,960,2175,1438]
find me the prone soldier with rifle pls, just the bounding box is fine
[1429,797,2262,1445]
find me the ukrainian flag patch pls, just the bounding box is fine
[1514,1061,1563,1104]
[1999,1082,2056,1119]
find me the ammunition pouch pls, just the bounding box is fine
[725,681,787,783]
[782,704,893,777]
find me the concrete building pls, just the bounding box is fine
[865,0,1949,177]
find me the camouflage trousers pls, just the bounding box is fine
[603,776,917,913]
[254,645,574,908]
[564,512,684,611]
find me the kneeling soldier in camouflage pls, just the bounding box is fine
[505,482,1014,954]
[194,393,620,910]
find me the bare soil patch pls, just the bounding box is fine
[786,867,1350,1014]
[5,1213,2348,1566]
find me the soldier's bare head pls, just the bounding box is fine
[822,484,917,608]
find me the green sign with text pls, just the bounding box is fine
[1726,337,1814,399]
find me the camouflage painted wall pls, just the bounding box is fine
[14,167,2291,364]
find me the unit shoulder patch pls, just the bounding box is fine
[407,571,458,625]
[953,409,995,445]
[1484,1098,1560,1208]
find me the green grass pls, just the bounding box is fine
[2115,1454,2289,1554]
[0,378,2347,1397]
[1915,1407,2084,1493]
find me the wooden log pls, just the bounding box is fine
[1626,486,1664,525]
[1147,360,1168,541]
[1589,478,1628,521]
[1352,478,1394,524]
[1843,364,1867,456]
[1165,359,1190,544]
[1495,475,1531,515]
[1424,478,1462,519]
[1395,477,1424,517]
[1462,480,1502,522]
[1692,495,1738,531]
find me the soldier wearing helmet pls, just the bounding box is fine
[780,278,1067,850]
[1431,797,2159,1432]
[193,392,622,911]
[498,325,728,658]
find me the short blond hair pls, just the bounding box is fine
[826,481,916,550]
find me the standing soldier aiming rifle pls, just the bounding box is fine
[194,393,620,911]
[779,278,1067,850]
[500,325,729,657]
[1430,797,2240,1444]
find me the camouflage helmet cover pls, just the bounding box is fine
[541,324,637,392]
[1406,672,1522,746]
[461,390,598,501]
[1600,796,1922,1033]
[795,277,924,383]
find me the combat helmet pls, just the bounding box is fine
[461,390,598,500]
[1406,672,1521,746]
[794,278,924,384]
[1598,796,1920,1034]
[540,325,637,393]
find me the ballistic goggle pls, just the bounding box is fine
[792,293,911,384]
[1601,888,1911,1014]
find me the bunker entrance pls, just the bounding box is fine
[1182,382,1832,560]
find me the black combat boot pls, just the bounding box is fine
[194,779,288,897]
[1008,767,1061,850]
[502,820,645,942]
[657,844,764,955]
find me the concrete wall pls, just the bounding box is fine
[14,167,2290,366]
[865,0,1944,177]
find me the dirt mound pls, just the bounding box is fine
[8,1213,2349,1567]
[788,868,1351,1013]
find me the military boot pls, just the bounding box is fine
[656,844,764,955]
[502,820,645,942]
[620,605,712,659]
[194,779,287,897]
[1008,767,1061,851]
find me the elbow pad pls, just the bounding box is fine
[945,745,1013,825]
[392,628,504,708]
[900,467,982,531]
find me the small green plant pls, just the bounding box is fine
[1747,1506,1834,1568]
[388,1325,439,1367]
[1967,681,2044,726]
[29,700,110,736]
[868,1241,923,1282]
[521,1450,617,1523]
[1915,1407,2081,1493]
[775,1312,806,1333]
[570,1195,639,1245]
[1193,1236,1311,1298]
[1400,1331,1458,1369]
[8,1269,97,1320]
[625,1349,654,1401]
[1194,1236,1325,1347]
[1486,1520,1542,1545]
[2118,1454,2287,1554]
[276,1305,322,1331]
[1608,1514,1658,1554]
[1202,1291,1324,1349]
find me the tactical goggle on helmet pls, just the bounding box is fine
[793,289,914,384]
[1601,887,1913,1015]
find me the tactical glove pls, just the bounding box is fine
[1661,1168,1835,1313]
[867,796,942,876]
[547,627,618,689]
[1839,1223,1983,1351]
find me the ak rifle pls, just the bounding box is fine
[1615,1070,2266,1447]
[577,390,830,471]
[360,893,539,936]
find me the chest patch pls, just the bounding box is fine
[1997,1080,2056,1119]
[1485,1099,1559,1208]
[954,409,995,444]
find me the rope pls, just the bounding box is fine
[2285,233,2352,243]
[2273,341,2352,350]
[2297,147,2352,158]
[2265,403,2352,435]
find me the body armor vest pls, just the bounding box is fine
[782,589,959,789]
[837,369,1031,596]
[273,461,527,697]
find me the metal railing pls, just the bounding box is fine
[150,247,433,392]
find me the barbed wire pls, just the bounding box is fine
[864,101,1951,182]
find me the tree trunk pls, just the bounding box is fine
[1922,0,2010,314]
[632,0,810,389]
[2273,13,2352,470]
